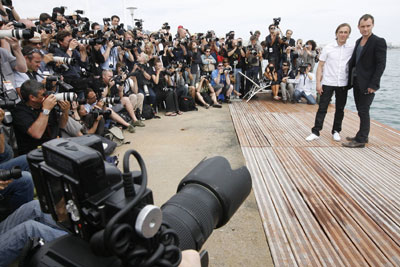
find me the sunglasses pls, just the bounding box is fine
[25,48,42,56]
[218,65,223,67]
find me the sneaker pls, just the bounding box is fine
[332,131,341,142]
[305,133,319,141]
[133,120,145,127]
[127,124,136,133]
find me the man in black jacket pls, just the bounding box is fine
[343,14,387,148]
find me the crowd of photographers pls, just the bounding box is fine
[0,1,322,264]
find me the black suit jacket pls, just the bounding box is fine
[348,33,387,93]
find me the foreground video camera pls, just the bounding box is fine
[25,137,252,266]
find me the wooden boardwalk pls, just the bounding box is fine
[229,97,400,267]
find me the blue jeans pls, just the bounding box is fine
[0,144,33,211]
[139,86,157,106]
[294,90,316,105]
[0,200,67,266]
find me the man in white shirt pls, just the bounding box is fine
[293,63,316,105]
[306,23,354,142]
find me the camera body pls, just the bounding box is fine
[298,64,309,74]
[273,17,281,26]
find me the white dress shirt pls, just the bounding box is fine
[320,41,354,87]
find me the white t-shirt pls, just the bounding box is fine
[295,73,315,95]
[320,41,354,87]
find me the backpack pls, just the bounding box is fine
[142,104,156,120]
[105,126,129,146]
[179,95,197,112]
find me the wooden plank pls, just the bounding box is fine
[242,147,298,266]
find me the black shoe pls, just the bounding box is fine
[345,136,369,143]
[342,140,366,148]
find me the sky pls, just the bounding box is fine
[13,0,400,46]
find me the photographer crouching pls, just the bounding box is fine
[11,80,70,155]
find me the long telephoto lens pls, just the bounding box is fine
[0,29,34,40]
[161,156,252,250]
[0,166,22,181]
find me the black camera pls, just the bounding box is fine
[134,19,143,30]
[162,22,170,30]
[1,0,12,6]
[91,109,111,119]
[0,166,21,181]
[24,137,251,266]
[0,29,34,40]
[298,64,309,74]
[103,18,111,26]
[273,17,281,26]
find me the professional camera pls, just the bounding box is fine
[237,40,243,48]
[0,98,16,110]
[91,109,111,119]
[45,76,74,92]
[54,92,77,102]
[102,97,120,105]
[78,38,103,46]
[224,66,233,74]
[162,22,170,30]
[273,17,281,26]
[1,0,12,6]
[247,46,258,56]
[0,166,21,181]
[0,29,35,40]
[24,137,251,266]
[103,18,111,26]
[134,19,143,30]
[52,56,76,65]
[298,64,309,74]
[201,73,211,82]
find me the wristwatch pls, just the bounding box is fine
[42,109,50,116]
[68,48,73,51]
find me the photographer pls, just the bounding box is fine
[211,62,233,103]
[186,40,202,86]
[195,75,222,108]
[0,26,27,88]
[293,63,316,104]
[76,103,105,136]
[0,107,34,217]
[132,54,156,106]
[84,89,135,133]
[294,40,317,72]
[14,46,44,95]
[264,63,280,101]
[280,30,295,67]
[277,61,296,103]
[0,0,20,22]
[11,80,70,155]
[227,39,245,96]
[0,200,67,266]
[53,30,88,92]
[244,35,262,95]
[152,59,181,116]
[101,69,145,127]
[100,36,118,72]
[265,24,283,70]
[201,47,216,74]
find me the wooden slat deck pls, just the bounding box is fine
[229,96,400,267]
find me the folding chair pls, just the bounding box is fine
[239,71,271,102]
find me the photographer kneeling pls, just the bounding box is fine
[293,63,316,105]
[211,63,233,103]
[11,80,70,155]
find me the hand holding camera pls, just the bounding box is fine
[42,94,57,111]
[58,100,70,113]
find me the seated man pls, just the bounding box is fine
[77,104,105,136]
[293,63,316,105]
[210,63,233,103]
[277,61,296,103]
[11,80,70,155]
[0,200,67,266]
[101,70,144,127]
[84,89,135,133]
[195,76,221,108]
[0,109,33,218]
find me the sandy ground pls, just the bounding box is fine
[113,103,273,267]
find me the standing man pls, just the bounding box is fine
[306,23,354,142]
[342,14,387,148]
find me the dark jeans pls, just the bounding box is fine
[353,78,375,143]
[245,66,260,96]
[312,85,348,136]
